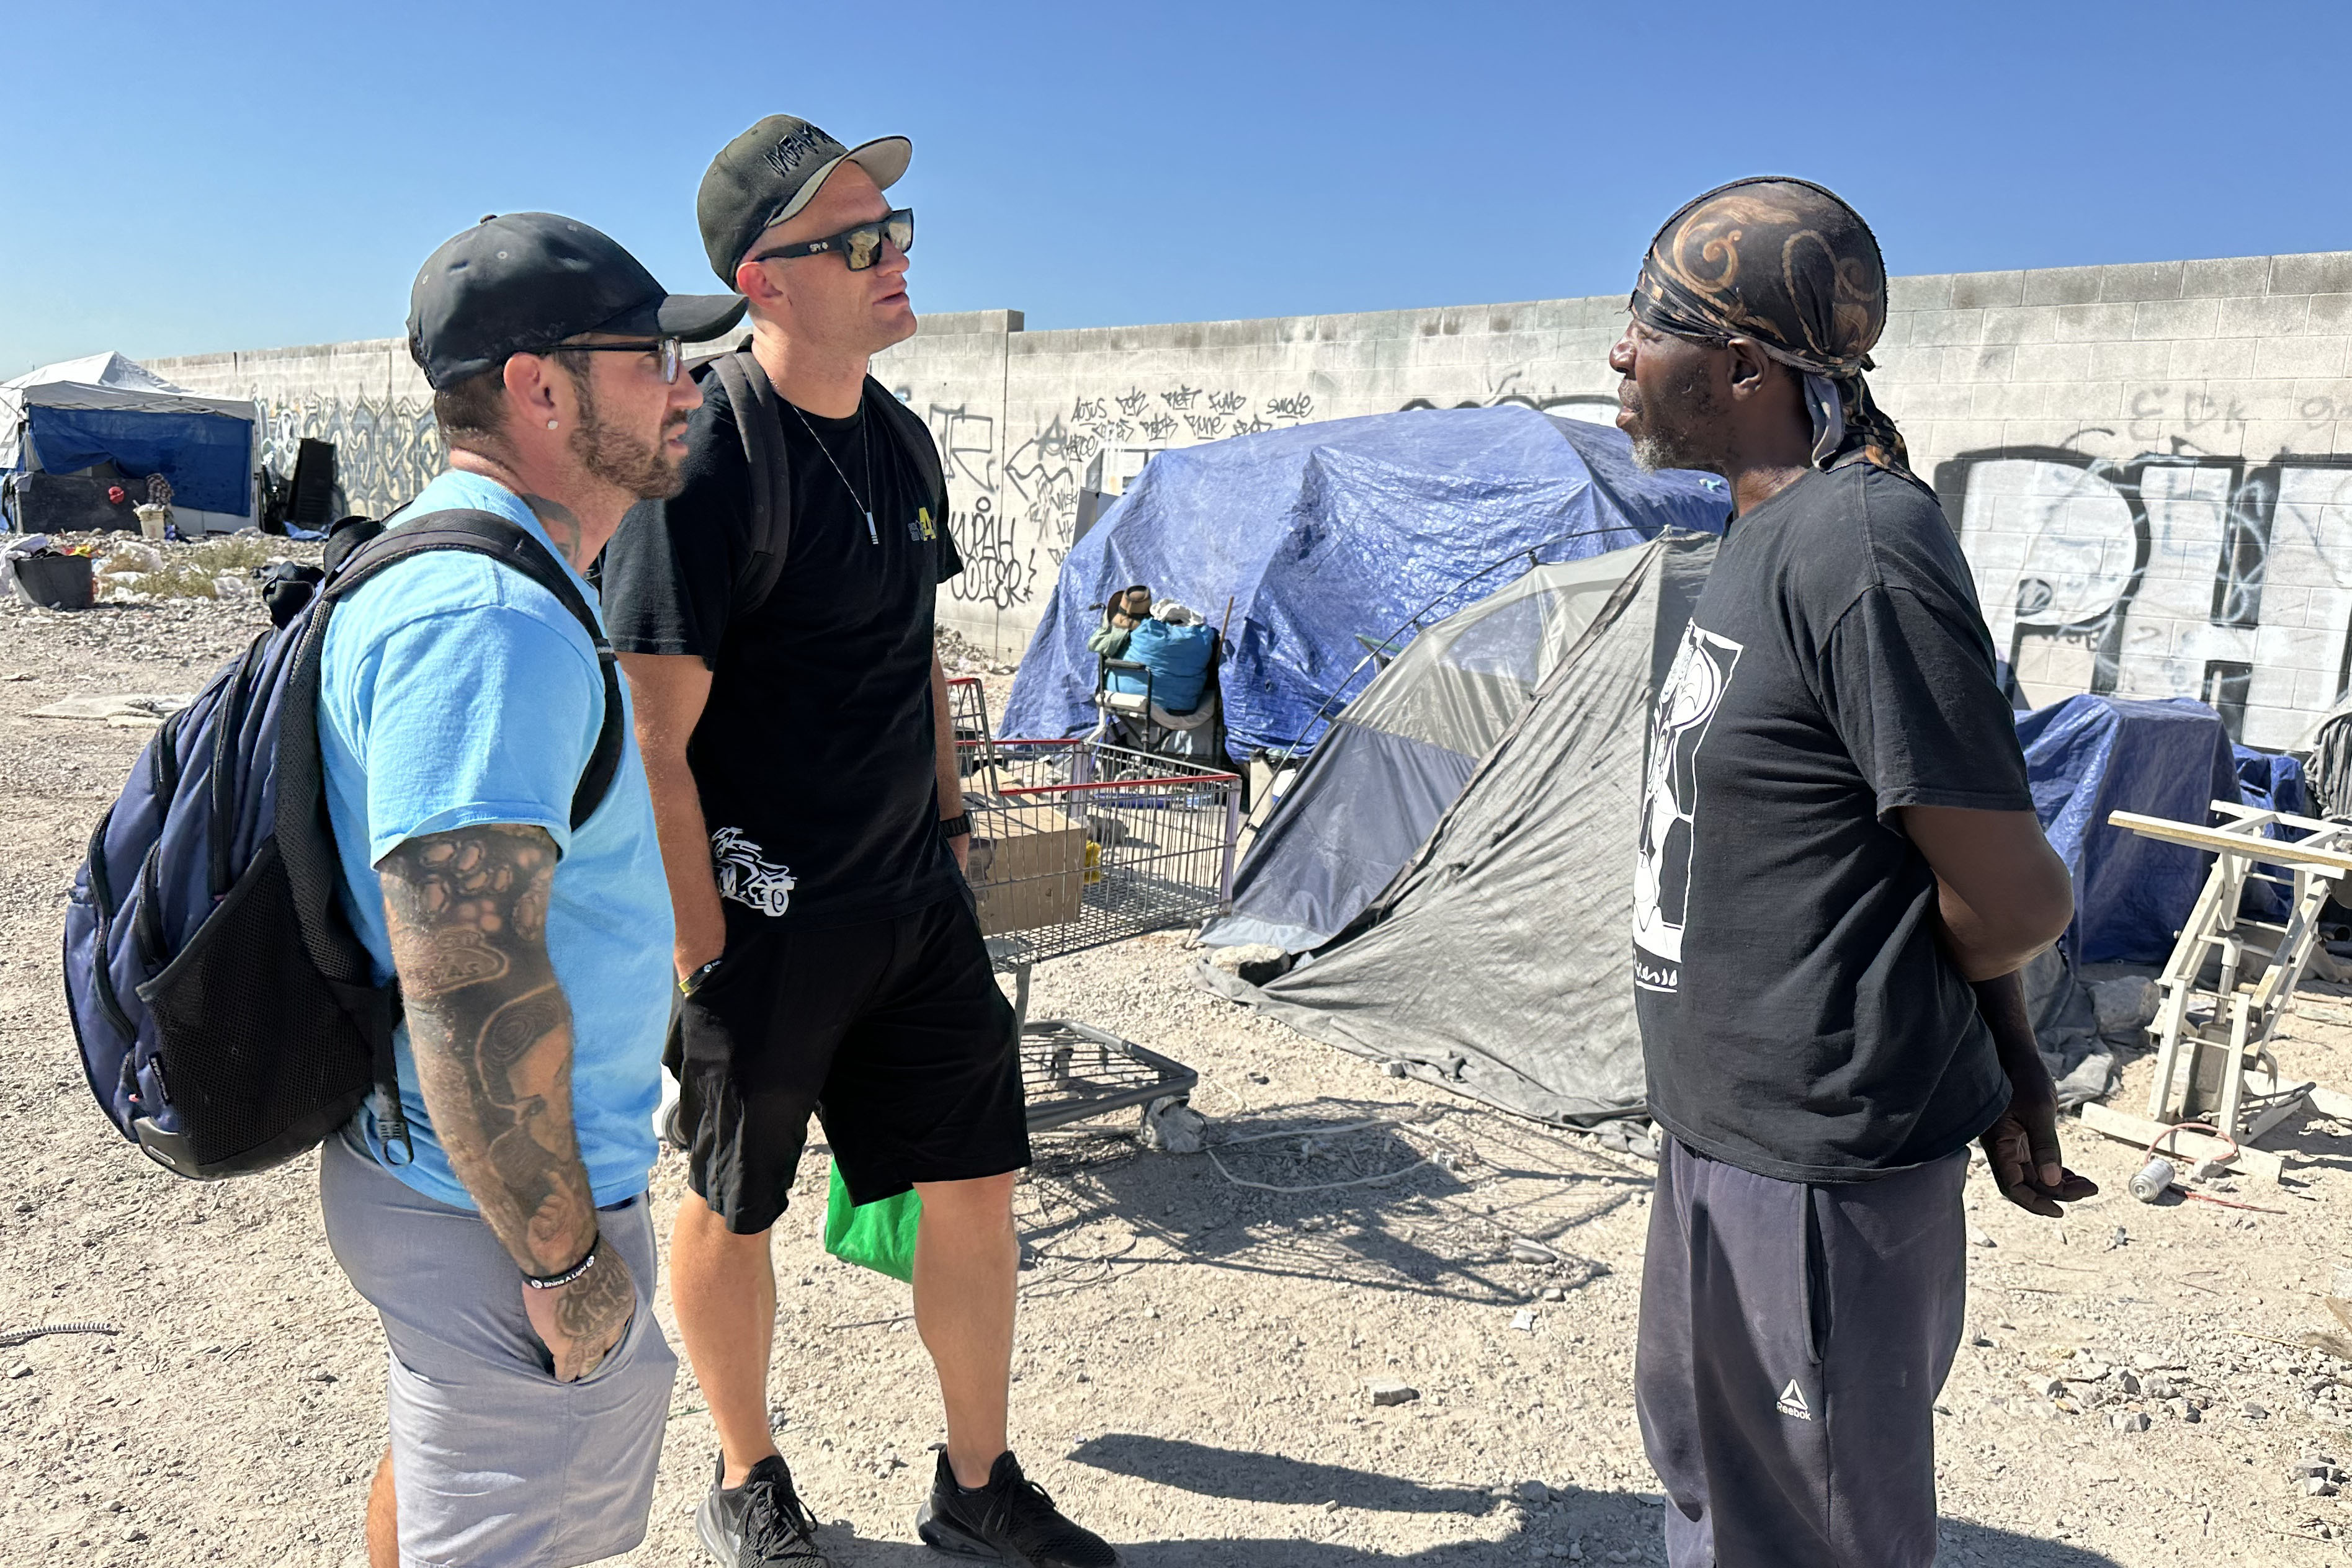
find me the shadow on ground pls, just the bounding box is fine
[802,1430,2126,1564]
[1014,1097,1652,1309]
[1071,1433,1490,1513]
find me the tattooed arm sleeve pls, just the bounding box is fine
[377,824,598,1275]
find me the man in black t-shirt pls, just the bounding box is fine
[600,118,1115,1568]
[1609,180,2097,1567]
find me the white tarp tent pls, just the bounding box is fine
[1,352,259,532]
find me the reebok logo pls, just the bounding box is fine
[1776,1380,1812,1421]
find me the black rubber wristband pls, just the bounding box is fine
[521,1237,599,1291]
[939,811,972,839]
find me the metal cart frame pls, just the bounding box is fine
[947,679,1240,1133]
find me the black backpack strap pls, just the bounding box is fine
[707,355,946,620]
[709,349,792,619]
[866,372,948,517]
[328,509,625,829]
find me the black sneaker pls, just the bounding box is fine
[916,1450,1118,1566]
[697,1454,830,1566]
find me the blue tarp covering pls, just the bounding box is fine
[999,406,1728,760]
[2233,744,2310,920]
[2016,695,2242,964]
[27,406,253,515]
[2235,745,2307,818]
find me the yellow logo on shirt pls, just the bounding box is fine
[916,506,937,541]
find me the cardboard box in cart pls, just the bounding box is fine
[965,804,1087,936]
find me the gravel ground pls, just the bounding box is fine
[6,586,2352,1566]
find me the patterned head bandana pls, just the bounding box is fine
[1630,176,1908,477]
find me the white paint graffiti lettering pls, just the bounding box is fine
[1941,447,2352,746]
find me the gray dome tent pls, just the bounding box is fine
[1199,530,1717,1127]
[1202,525,2116,1129]
[1204,544,1663,954]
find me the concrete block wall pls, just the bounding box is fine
[154,339,441,522]
[151,249,2352,748]
[1883,254,2352,749]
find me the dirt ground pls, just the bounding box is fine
[8,582,2352,1567]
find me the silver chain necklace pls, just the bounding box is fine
[789,399,879,545]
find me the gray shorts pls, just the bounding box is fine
[320,1130,678,1567]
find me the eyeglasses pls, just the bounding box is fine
[749,208,914,272]
[534,337,684,383]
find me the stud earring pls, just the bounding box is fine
[547,419,559,430]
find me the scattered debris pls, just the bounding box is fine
[1593,1120,1659,1160]
[29,693,191,723]
[1511,1308,1537,1332]
[1202,943,1289,986]
[1142,1097,1207,1155]
[2090,975,2161,1038]
[1364,1377,1419,1407]
[0,1321,120,1350]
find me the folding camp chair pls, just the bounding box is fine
[1093,632,1225,764]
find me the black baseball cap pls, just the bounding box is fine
[697,116,912,285]
[407,212,747,390]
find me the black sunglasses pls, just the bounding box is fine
[749,208,914,272]
[532,337,684,383]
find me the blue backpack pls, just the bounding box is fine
[62,510,624,1180]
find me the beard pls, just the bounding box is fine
[1623,362,1727,475]
[567,375,687,501]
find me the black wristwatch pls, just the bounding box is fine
[939,811,972,840]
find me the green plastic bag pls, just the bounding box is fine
[823,1163,922,1283]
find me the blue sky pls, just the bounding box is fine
[5,0,2349,375]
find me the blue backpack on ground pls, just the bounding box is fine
[61,509,624,1180]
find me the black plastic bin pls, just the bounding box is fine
[10,552,94,610]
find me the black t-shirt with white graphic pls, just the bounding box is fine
[1631,463,2033,1183]
[599,375,964,929]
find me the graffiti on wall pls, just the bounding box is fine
[928,402,998,494]
[1939,441,2352,747]
[945,494,1035,611]
[1398,367,1617,427]
[256,392,444,518]
[939,371,1624,612]
[985,385,1330,575]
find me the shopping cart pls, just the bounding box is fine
[950,687,1240,1133]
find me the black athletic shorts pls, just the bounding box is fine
[667,893,1030,1234]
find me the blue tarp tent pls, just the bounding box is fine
[0,352,258,525]
[999,406,1728,762]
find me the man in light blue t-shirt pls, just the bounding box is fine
[315,211,741,1568]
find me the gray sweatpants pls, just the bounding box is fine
[1635,1136,1968,1567]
